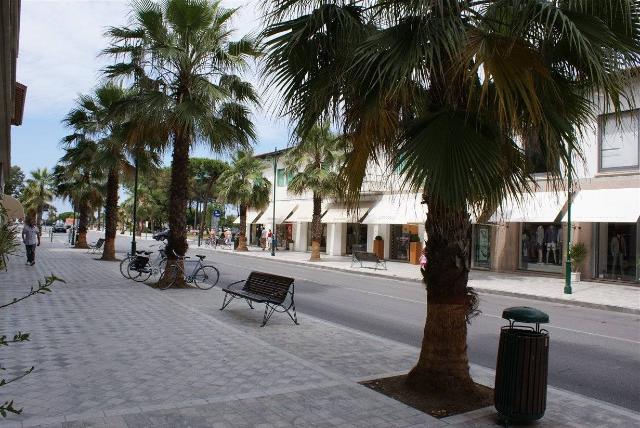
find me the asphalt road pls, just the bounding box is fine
[74,231,640,412]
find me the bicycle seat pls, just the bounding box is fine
[195,255,206,260]
[135,250,145,254]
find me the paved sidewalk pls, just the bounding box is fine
[202,245,640,314]
[1,243,638,427]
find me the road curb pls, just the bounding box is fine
[204,247,640,315]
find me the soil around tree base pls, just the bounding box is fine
[361,374,493,419]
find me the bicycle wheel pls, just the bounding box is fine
[127,261,153,283]
[119,255,133,279]
[193,265,220,290]
[157,262,178,290]
[153,257,167,278]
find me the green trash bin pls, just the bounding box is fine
[494,306,549,424]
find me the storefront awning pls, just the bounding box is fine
[233,208,264,225]
[285,200,326,223]
[256,201,298,225]
[490,191,567,223]
[322,202,374,223]
[0,194,24,220]
[362,193,427,225]
[562,188,640,223]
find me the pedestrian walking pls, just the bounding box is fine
[22,217,41,266]
[260,227,268,250]
[266,228,273,251]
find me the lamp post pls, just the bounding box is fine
[564,146,573,294]
[130,155,139,255]
[271,147,277,256]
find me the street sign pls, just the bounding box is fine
[213,209,222,218]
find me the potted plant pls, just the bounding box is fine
[409,234,422,265]
[570,242,588,282]
[373,235,384,259]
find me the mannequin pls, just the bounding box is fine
[611,233,626,277]
[545,225,558,264]
[536,225,544,263]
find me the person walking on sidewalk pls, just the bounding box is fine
[21,217,41,266]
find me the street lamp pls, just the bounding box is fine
[271,147,277,256]
[564,146,573,294]
[130,154,140,255]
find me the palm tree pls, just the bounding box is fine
[262,0,639,399]
[63,84,133,260]
[104,0,260,283]
[218,151,271,251]
[54,138,105,249]
[284,124,345,261]
[21,168,54,228]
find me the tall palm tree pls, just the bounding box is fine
[54,138,105,249]
[284,124,345,261]
[262,0,640,399]
[218,151,271,251]
[63,84,134,260]
[21,168,54,228]
[104,0,260,284]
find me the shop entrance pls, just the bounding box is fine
[307,223,327,252]
[346,223,367,254]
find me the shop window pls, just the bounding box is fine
[525,143,549,174]
[599,109,640,171]
[596,222,638,282]
[520,223,564,273]
[390,224,418,261]
[276,168,286,187]
[473,225,491,269]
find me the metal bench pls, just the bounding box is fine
[220,271,298,327]
[351,251,387,270]
[88,238,105,254]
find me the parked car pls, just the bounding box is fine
[52,224,67,233]
[153,229,170,241]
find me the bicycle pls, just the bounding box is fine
[127,248,168,283]
[158,251,219,290]
[119,244,165,280]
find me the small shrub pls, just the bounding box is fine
[570,242,588,272]
[374,235,383,241]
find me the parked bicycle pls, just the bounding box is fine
[158,250,219,290]
[119,244,166,281]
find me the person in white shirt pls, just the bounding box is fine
[21,217,41,266]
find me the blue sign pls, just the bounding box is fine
[213,209,222,218]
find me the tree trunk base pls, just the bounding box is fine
[309,241,321,261]
[407,302,477,397]
[75,232,89,249]
[236,236,248,252]
[100,238,117,261]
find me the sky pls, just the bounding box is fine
[12,0,290,210]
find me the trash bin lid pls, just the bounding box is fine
[502,306,549,324]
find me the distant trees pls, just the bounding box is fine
[21,168,54,228]
[5,166,25,199]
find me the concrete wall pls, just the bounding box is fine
[490,224,520,272]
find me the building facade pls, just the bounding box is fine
[0,0,24,195]
[243,79,639,284]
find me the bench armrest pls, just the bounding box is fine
[224,280,246,291]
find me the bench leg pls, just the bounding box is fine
[285,300,299,326]
[246,299,254,309]
[261,304,277,327]
[220,292,236,311]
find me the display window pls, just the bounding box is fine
[346,223,368,254]
[390,224,419,261]
[520,223,564,273]
[473,225,491,269]
[595,222,638,282]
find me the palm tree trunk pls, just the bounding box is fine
[406,194,479,397]
[237,204,248,251]
[75,201,89,249]
[161,130,190,288]
[101,168,118,260]
[309,193,322,261]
